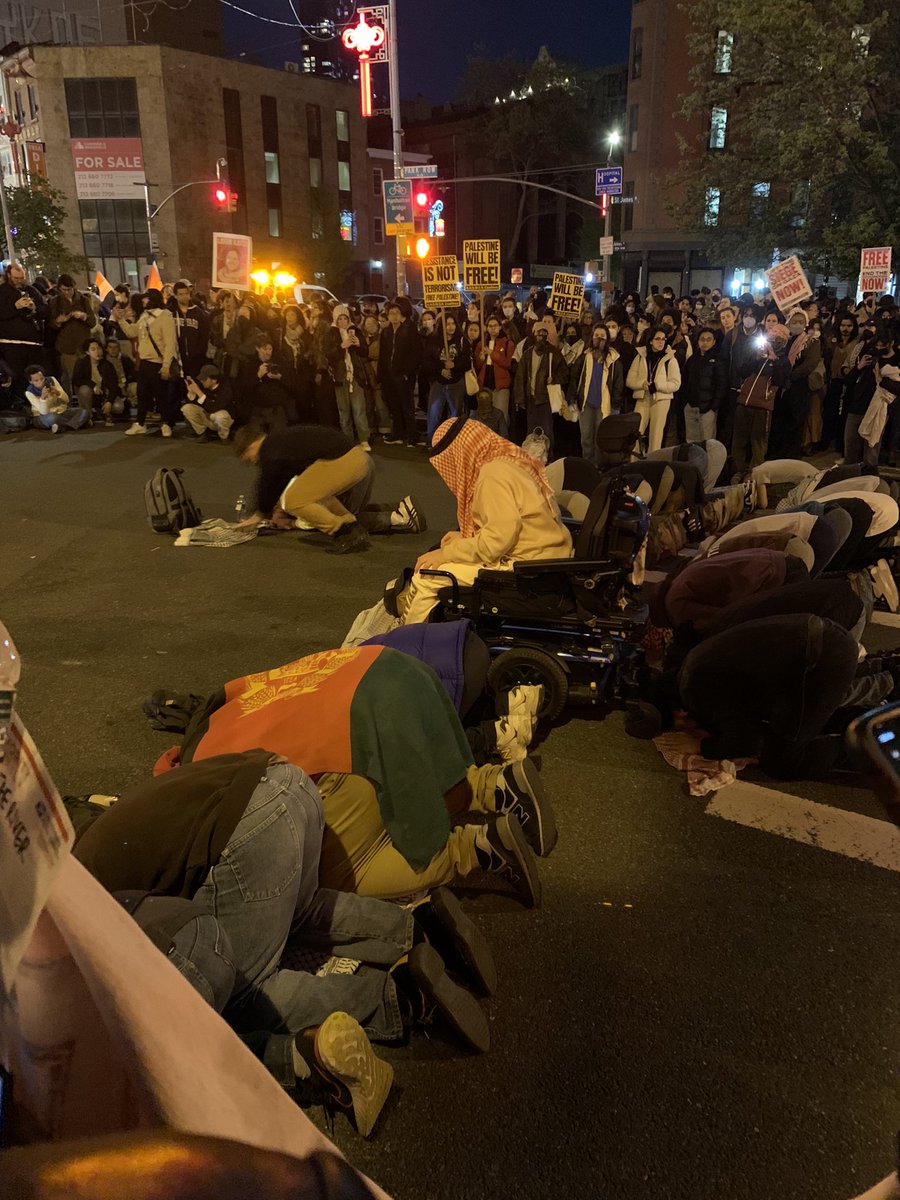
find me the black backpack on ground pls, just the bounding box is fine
[144,466,202,533]
[0,409,30,433]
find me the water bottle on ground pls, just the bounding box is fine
[234,493,246,521]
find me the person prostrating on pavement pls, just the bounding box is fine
[234,424,425,553]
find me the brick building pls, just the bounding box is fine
[0,43,373,293]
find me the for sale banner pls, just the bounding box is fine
[860,246,893,294]
[70,137,144,201]
[422,255,460,308]
[764,255,812,312]
[462,239,501,291]
[549,271,585,317]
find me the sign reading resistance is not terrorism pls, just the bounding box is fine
[422,255,460,308]
[462,239,501,291]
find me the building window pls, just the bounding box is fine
[623,179,635,233]
[750,180,769,220]
[628,103,639,153]
[309,158,322,188]
[338,161,351,192]
[306,103,322,148]
[373,215,384,245]
[261,95,282,239]
[630,28,643,80]
[27,84,37,120]
[373,166,383,196]
[704,186,720,226]
[78,198,148,288]
[222,88,248,234]
[268,208,281,237]
[65,77,140,138]
[336,109,350,141]
[714,31,734,74]
[709,105,728,149]
[264,151,280,184]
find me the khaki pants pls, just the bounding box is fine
[182,401,234,440]
[316,764,502,897]
[400,560,506,625]
[281,446,370,536]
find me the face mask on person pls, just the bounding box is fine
[565,331,579,345]
[502,304,515,318]
[534,331,549,353]
[422,318,434,332]
[743,316,757,332]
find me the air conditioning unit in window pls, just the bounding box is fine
[285,61,300,73]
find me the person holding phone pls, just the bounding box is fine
[49,273,95,390]
[842,326,900,466]
[327,304,371,451]
[182,365,236,442]
[24,364,90,432]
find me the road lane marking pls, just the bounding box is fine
[706,781,900,873]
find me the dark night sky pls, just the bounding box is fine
[223,0,632,102]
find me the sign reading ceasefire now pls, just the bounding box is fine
[422,255,460,308]
[463,239,500,291]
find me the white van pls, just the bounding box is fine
[293,282,339,307]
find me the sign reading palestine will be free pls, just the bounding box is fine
[549,271,585,317]
[462,239,501,291]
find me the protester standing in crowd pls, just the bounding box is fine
[626,326,681,453]
[0,262,46,384]
[680,327,722,442]
[566,322,624,466]
[48,274,94,390]
[379,299,423,447]
[113,289,180,437]
[475,314,515,426]
[424,312,469,445]
[328,305,371,451]
[513,318,568,455]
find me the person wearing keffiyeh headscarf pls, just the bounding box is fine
[397,416,573,625]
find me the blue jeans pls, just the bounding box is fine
[174,763,411,1087]
[578,403,602,464]
[427,379,465,444]
[34,408,89,430]
[335,379,370,445]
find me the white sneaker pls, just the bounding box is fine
[161,423,173,438]
[870,559,900,613]
[500,684,544,731]
[51,423,59,434]
[125,422,147,435]
[360,440,372,452]
[494,716,530,762]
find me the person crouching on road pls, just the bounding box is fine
[182,364,236,442]
[25,363,90,433]
[233,423,425,552]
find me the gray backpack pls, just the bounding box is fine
[143,466,201,533]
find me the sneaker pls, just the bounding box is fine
[329,524,371,554]
[51,423,60,434]
[382,434,403,445]
[494,758,558,857]
[395,942,490,1053]
[125,422,147,435]
[161,423,173,438]
[494,716,530,762]
[104,417,114,427]
[412,887,498,995]
[396,494,427,533]
[497,684,544,729]
[405,440,419,449]
[870,559,899,613]
[305,1011,393,1138]
[359,440,372,452]
[474,812,541,908]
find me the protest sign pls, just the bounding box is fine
[860,246,893,294]
[764,255,812,312]
[549,271,585,318]
[422,255,460,308]
[462,239,500,291]
[212,233,252,292]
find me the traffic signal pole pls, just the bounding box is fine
[387,0,405,295]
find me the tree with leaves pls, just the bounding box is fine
[292,191,355,291]
[459,49,620,262]
[3,178,89,278]
[669,2,900,280]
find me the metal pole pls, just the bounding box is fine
[387,0,405,296]
[0,169,15,264]
[141,180,154,267]
[601,143,612,297]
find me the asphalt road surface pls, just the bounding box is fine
[2,426,899,1200]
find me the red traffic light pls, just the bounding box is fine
[599,192,609,219]
[214,185,228,207]
[414,189,431,210]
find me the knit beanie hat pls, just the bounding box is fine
[331,304,350,325]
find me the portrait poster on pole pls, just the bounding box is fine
[212,232,253,292]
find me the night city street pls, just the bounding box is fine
[3,428,899,1198]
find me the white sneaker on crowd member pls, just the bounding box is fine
[360,441,372,452]
[125,422,147,435]
[51,423,59,434]
[161,423,173,438]
[494,715,531,763]
[498,684,544,732]
[870,559,900,613]
[391,495,427,533]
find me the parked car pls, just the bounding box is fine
[293,282,339,307]
[350,293,389,311]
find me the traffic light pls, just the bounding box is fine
[213,184,228,209]
[413,188,432,212]
[415,236,431,259]
[599,192,609,220]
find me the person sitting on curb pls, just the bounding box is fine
[72,751,501,1136]
[24,363,90,433]
[234,424,425,552]
[71,337,123,426]
[182,364,236,442]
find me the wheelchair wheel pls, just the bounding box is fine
[624,700,662,740]
[488,648,568,722]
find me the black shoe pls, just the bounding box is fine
[328,524,371,554]
[475,812,541,908]
[394,942,490,1053]
[494,759,557,857]
[413,886,497,995]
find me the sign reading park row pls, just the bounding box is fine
[549,271,585,317]
[422,255,460,308]
[462,239,500,291]
[860,246,892,294]
[764,255,812,312]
